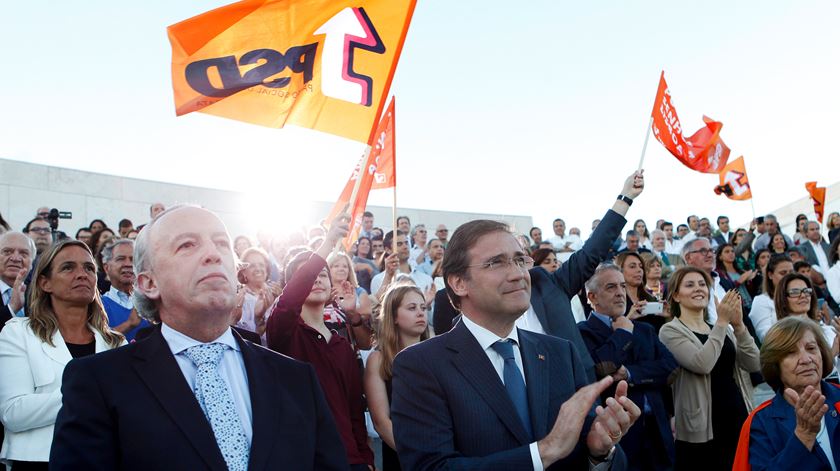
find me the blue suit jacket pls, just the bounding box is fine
[391,321,627,470]
[578,315,677,469]
[529,209,627,382]
[800,240,832,268]
[748,381,840,471]
[50,327,348,470]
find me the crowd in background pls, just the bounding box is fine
[0,194,840,470]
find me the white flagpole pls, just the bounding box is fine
[638,116,653,170]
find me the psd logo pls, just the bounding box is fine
[184,7,385,106]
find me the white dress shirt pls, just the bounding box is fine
[160,323,253,444]
[102,286,133,309]
[748,294,777,343]
[705,272,726,325]
[515,304,547,335]
[810,240,831,275]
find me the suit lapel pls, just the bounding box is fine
[447,323,531,445]
[41,331,72,366]
[520,331,549,439]
[236,333,278,471]
[132,328,228,471]
[529,285,550,333]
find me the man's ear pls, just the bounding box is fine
[586,290,597,307]
[448,273,468,299]
[136,272,160,301]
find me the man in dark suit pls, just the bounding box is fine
[712,215,732,247]
[800,221,832,272]
[392,191,644,469]
[578,264,678,471]
[50,205,347,470]
[433,171,644,381]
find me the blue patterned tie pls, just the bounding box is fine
[491,340,533,440]
[184,343,249,471]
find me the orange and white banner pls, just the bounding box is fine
[805,181,826,223]
[328,99,396,248]
[713,156,752,200]
[168,0,415,143]
[651,72,730,173]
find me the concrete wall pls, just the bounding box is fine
[0,158,533,240]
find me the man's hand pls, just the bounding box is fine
[538,377,614,468]
[621,170,645,199]
[8,270,27,313]
[612,315,633,333]
[586,380,641,457]
[611,366,629,382]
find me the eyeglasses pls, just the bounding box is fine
[687,248,714,256]
[786,288,813,298]
[468,255,534,272]
[29,227,51,234]
[437,229,448,233]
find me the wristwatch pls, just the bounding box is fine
[617,194,633,206]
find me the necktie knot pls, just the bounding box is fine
[184,343,227,369]
[491,340,517,361]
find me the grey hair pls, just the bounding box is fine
[132,203,199,322]
[0,231,37,258]
[650,229,665,239]
[584,263,623,294]
[680,238,707,259]
[101,238,134,264]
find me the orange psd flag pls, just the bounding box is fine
[650,72,731,173]
[168,0,416,144]
[713,156,752,201]
[805,182,826,223]
[328,99,396,248]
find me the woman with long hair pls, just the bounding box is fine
[364,285,430,470]
[89,228,116,294]
[748,255,794,343]
[532,248,559,274]
[0,241,124,469]
[659,267,759,470]
[773,273,838,358]
[792,213,809,246]
[233,235,252,258]
[616,251,665,331]
[715,244,758,300]
[634,219,652,251]
[769,233,788,256]
[732,228,754,272]
[642,253,667,301]
[352,236,379,294]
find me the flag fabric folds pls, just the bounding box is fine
[713,156,752,201]
[805,181,826,223]
[650,72,731,174]
[168,0,415,143]
[328,99,396,248]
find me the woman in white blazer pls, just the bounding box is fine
[0,240,125,470]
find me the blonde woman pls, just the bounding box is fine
[326,252,373,350]
[364,285,429,470]
[0,240,124,469]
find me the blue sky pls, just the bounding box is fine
[2,1,837,236]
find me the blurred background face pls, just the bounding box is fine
[539,252,559,273]
[756,251,771,269]
[357,238,371,257]
[677,226,689,238]
[234,237,252,257]
[428,240,444,261]
[770,261,794,287]
[0,234,33,286]
[647,261,662,280]
[553,220,565,236]
[634,220,646,235]
[329,257,350,283]
[621,256,644,288]
[242,252,267,288]
[395,291,427,337]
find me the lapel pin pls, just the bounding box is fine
[537,354,545,361]
[832,410,838,418]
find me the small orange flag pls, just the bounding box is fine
[328,99,396,248]
[651,72,731,173]
[713,156,752,201]
[805,181,826,223]
[168,0,416,144]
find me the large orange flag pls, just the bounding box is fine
[651,72,731,173]
[713,156,752,200]
[328,99,396,248]
[805,181,826,223]
[168,0,415,144]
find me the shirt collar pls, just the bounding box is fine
[0,279,11,294]
[591,311,613,328]
[160,323,240,356]
[460,311,520,351]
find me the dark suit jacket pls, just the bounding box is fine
[391,321,626,470]
[50,327,348,470]
[578,315,677,470]
[748,381,840,470]
[799,240,831,268]
[530,208,627,381]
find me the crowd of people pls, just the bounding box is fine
[0,172,839,470]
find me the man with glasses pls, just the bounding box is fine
[436,224,449,247]
[391,216,641,469]
[23,218,53,256]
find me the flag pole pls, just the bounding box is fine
[749,196,757,226]
[638,116,653,170]
[330,146,372,257]
[392,187,398,253]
